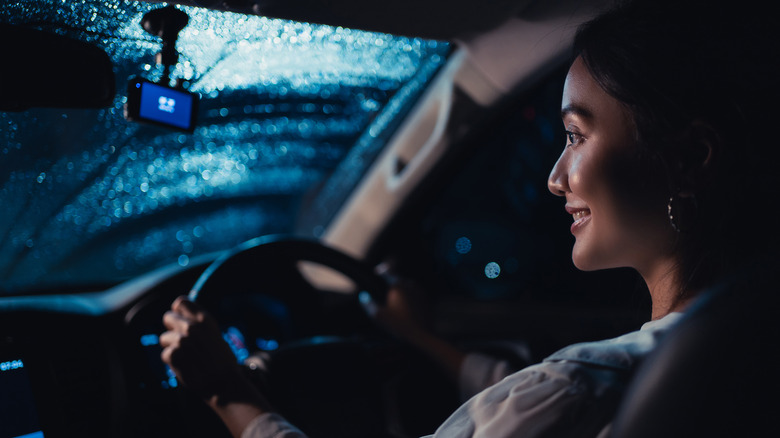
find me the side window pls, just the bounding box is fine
[407,69,647,315]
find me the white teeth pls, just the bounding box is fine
[572,210,589,221]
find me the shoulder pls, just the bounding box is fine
[435,360,623,437]
[241,413,307,438]
[431,314,684,438]
[545,312,684,371]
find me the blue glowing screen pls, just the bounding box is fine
[138,82,195,130]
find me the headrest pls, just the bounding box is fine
[610,258,780,437]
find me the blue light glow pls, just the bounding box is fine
[140,334,159,346]
[223,326,249,362]
[0,359,24,371]
[165,365,179,388]
[455,237,472,254]
[484,262,501,279]
[137,81,195,130]
[256,338,279,351]
[12,431,44,438]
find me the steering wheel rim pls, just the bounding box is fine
[188,234,389,341]
[190,234,388,303]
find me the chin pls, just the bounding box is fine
[571,244,592,271]
[572,257,599,272]
[571,245,613,272]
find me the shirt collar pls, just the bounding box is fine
[544,312,684,371]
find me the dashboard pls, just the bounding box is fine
[0,258,229,438]
[1,312,127,438]
[0,245,442,438]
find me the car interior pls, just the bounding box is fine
[3,0,743,437]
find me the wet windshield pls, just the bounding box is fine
[0,0,448,294]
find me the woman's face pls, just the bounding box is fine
[548,57,675,273]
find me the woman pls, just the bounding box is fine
[160,0,779,436]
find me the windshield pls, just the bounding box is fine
[0,0,448,294]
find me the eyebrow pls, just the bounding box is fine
[560,104,594,120]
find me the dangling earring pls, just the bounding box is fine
[667,190,698,233]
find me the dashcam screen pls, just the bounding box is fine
[0,357,45,438]
[138,81,194,130]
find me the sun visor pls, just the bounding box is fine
[0,24,115,111]
[452,0,610,106]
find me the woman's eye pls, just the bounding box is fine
[565,131,582,146]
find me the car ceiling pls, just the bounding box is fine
[140,0,534,40]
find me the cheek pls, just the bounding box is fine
[568,139,669,226]
[568,150,623,208]
[600,150,670,234]
[572,147,668,230]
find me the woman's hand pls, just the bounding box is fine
[160,296,244,400]
[362,280,428,340]
[362,279,466,381]
[160,296,270,437]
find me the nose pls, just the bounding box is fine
[548,150,569,197]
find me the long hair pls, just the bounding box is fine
[574,0,780,297]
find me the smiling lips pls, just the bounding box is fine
[566,206,591,233]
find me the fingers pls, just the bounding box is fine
[172,296,204,321]
[159,336,177,366]
[160,297,210,362]
[162,297,206,331]
[158,328,180,349]
[159,314,188,368]
[162,309,187,333]
[159,326,190,376]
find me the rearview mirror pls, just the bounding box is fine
[0,24,115,111]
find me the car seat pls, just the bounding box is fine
[609,257,780,437]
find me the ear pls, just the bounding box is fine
[672,120,720,196]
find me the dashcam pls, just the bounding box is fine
[125,77,197,132]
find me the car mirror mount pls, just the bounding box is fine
[140,5,190,87]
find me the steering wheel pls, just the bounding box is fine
[191,234,387,298]
[188,235,398,437]
[190,234,389,339]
